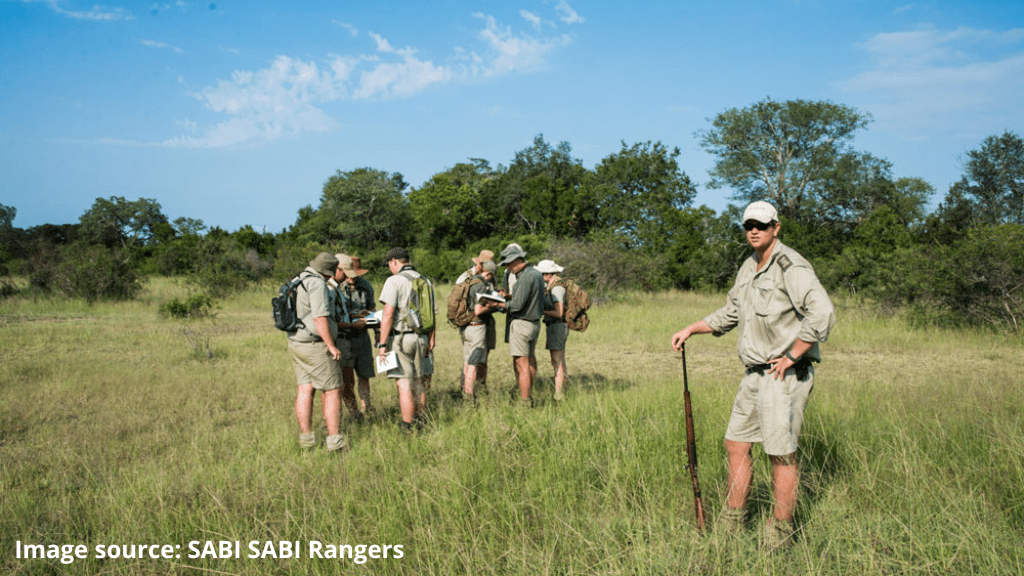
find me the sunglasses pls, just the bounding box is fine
[743,220,773,232]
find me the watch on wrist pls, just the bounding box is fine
[785,350,799,362]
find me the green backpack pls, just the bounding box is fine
[401,272,436,334]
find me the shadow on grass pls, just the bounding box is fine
[342,371,638,435]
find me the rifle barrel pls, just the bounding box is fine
[682,344,707,532]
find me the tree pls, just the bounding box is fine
[592,141,697,253]
[408,159,501,250]
[946,131,1024,226]
[494,135,595,237]
[79,196,169,249]
[0,204,15,275]
[699,98,871,222]
[172,217,207,237]
[301,168,413,252]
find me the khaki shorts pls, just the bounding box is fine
[725,365,814,456]
[544,321,568,351]
[289,339,342,391]
[508,319,540,358]
[462,323,495,365]
[385,332,430,380]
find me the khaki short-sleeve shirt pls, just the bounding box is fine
[290,267,338,343]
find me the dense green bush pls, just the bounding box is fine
[42,244,146,303]
[545,236,668,299]
[190,248,273,298]
[881,224,1024,333]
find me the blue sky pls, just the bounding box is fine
[2,0,1022,233]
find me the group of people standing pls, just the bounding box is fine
[284,243,575,448]
[454,244,572,405]
[284,200,836,550]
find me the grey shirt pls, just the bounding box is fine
[506,263,545,322]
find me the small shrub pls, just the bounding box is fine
[159,293,216,319]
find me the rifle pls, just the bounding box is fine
[682,343,707,532]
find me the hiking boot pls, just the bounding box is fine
[298,432,317,451]
[325,433,347,453]
[398,421,415,435]
[716,505,746,535]
[762,518,796,551]
[413,413,428,431]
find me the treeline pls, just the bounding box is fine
[1,98,1021,333]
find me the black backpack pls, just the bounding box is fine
[272,272,313,332]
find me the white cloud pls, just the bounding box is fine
[145,10,578,148]
[554,1,584,25]
[520,10,542,30]
[369,32,395,54]
[141,39,184,53]
[164,55,344,148]
[474,13,571,76]
[26,0,134,20]
[840,26,1024,132]
[332,20,359,37]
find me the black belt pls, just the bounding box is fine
[746,358,813,381]
[390,330,415,336]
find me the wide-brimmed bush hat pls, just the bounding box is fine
[499,244,526,266]
[310,252,340,277]
[535,259,564,274]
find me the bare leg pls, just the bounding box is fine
[769,454,799,522]
[550,349,566,397]
[341,367,359,415]
[415,376,429,417]
[396,379,415,424]
[725,439,754,510]
[515,356,534,399]
[357,378,372,411]
[321,388,341,437]
[464,363,478,395]
[295,383,315,434]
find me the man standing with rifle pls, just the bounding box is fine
[671,201,835,549]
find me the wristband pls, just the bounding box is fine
[785,350,800,362]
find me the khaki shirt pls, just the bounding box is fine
[290,267,339,343]
[703,241,835,367]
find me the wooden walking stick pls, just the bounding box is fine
[682,343,707,532]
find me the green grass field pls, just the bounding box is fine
[2,279,1022,575]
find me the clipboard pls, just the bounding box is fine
[375,351,398,373]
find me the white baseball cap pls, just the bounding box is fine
[742,201,778,224]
